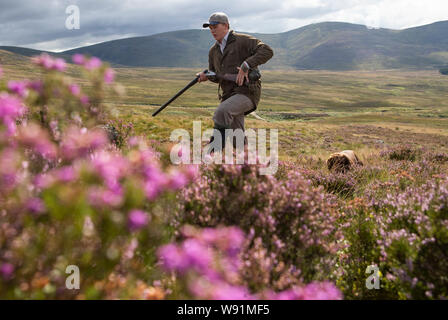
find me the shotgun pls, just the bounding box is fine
[152,69,261,117]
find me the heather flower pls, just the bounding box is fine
[177,164,341,284]
[31,53,67,71]
[380,145,422,162]
[54,166,77,183]
[88,186,123,208]
[49,120,61,141]
[104,68,115,84]
[32,53,54,69]
[426,152,448,163]
[32,166,79,189]
[159,226,240,279]
[68,83,81,96]
[26,80,44,94]
[17,123,57,159]
[8,80,28,98]
[25,197,46,214]
[53,58,67,72]
[128,210,150,232]
[298,282,342,300]
[0,93,27,135]
[0,263,14,281]
[167,170,188,190]
[60,126,108,160]
[184,165,199,180]
[181,239,213,272]
[195,227,244,258]
[123,238,139,260]
[210,284,254,300]
[144,181,163,201]
[142,164,169,200]
[369,177,448,299]
[0,148,21,192]
[90,151,129,189]
[159,226,342,300]
[268,282,342,300]
[80,95,89,106]
[0,93,26,120]
[158,244,188,272]
[128,136,140,147]
[0,57,198,300]
[84,57,102,70]
[33,173,56,189]
[72,53,85,65]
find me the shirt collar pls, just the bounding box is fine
[218,30,230,45]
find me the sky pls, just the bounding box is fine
[1,0,448,52]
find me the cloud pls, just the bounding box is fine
[0,0,447,51]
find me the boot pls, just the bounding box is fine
[207,127,226,155]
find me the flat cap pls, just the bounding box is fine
[203,12,229,28]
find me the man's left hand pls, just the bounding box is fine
[236,67,249,86]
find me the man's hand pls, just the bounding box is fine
[197,72,208,83]
[236,67,249,86]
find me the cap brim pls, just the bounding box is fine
[202,21,220,28]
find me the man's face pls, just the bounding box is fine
[209,23,229,43]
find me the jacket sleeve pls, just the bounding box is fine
[244,37,274,69]
[208,48,219,83]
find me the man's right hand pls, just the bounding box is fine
[197,72,208,83]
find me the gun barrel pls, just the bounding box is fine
[152,69,208,117]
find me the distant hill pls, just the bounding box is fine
[2,21,448,70]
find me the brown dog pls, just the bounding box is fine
[327,150,363,173]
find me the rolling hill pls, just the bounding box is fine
[2,21,448,70]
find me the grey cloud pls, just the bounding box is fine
[0,0,445,51]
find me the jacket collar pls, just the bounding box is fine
[225,30,236,45]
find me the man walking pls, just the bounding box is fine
[197,12,274,151]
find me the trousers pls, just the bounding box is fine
[212,94,254,131]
